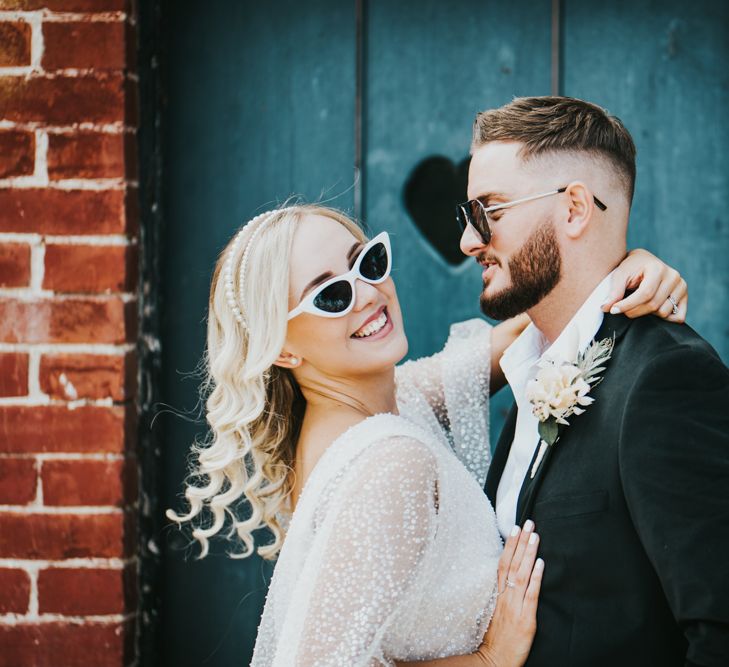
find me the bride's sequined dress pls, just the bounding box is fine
[251,319,503,666]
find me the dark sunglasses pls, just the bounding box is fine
[288,232,392,319]
[456,186,608,244]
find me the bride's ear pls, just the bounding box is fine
[273,352,302,369]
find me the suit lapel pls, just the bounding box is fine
[516,436,556,525]
[514,313,633,523]
[485,402,518,502]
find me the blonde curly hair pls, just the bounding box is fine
[166,204,367,559]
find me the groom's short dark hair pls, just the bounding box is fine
[472,96,637,204]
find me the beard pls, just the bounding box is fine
[480,221,562,320]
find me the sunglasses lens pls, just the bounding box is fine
[359,242,388,281]
[313,280,353,313]
[457,200,491,244]
[456,206,468,232]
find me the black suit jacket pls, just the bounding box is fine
[485,314,729,667]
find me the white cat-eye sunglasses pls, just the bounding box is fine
[288,232,392,320]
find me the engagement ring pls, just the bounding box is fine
[668,295,679,315]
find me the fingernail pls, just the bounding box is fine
[529,532,538,545]
[610,306,620,314]
[523,519,535,532]
[510,525,521,537]
[535,558,545,571]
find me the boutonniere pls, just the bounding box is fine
[525,333,616,479]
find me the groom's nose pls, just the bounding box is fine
[459,224,488,257]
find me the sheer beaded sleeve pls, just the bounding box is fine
[260,436,439,667]
[396,319,492,486]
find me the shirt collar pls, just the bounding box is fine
[544,270,615,364]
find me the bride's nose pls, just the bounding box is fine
[352,279,380,312]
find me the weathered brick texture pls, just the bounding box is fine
[0,21,32,68]
[0,2,140,665]
[0,568,31,614]
[0,351,29,396]
[43,243,138,292]
[0,130,34,178]
[0,242,31,287]
[38,565,136,614]
[39,350,137,400]
[0,457,37,504]
[0,188,130,235]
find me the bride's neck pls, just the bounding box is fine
[297,366,398,419]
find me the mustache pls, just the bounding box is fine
[477,253,501,266]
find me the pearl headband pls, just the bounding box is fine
[223,207,294,326]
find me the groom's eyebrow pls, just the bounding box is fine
[475,191,507,205]
[299,242,362,300]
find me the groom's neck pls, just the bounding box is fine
[527,260,617,343]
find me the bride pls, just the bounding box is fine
[167,204,687,666]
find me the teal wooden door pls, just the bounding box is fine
[153,2,728,665]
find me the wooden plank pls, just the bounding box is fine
[157,1,356,665]
[363,0,552,447]
[563,0,729,360]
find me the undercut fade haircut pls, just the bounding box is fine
[472,96,637,204]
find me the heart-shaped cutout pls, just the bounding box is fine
[403,155,471,266]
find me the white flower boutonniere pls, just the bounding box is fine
[525,333,616,479]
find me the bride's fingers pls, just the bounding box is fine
[608,269,663,316]
[514,531,540,602]
[667,290,688,324]
[664,279,688,323]
[497,525,521,592]
[625,269,680,319]
[522,558,545,618]
[506,520,534,587]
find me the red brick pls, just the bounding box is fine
[47,131,127,180]
[0,568,30,614]
[0,0,126,10]
[0,74,127,125]
[43,243,137,293]
[0,404,127,454]
[0,188,128,235]
[0,130,34,178]
[38,566,133,615]
[42,458,133,506]
[0,512,127,559]
[0,621,133,667]
[0,457,36,504]
[0,352,29,396]
[0,242,31,288]
[0,296,136,344]
[0,21,31,67]
[40,351,135,400]
[43,21,126,71]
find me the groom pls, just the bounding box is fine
[461,97,729,666]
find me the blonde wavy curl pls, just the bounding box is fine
[166,204,367,560]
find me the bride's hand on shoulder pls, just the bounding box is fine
[604,248,687,322]
[475,521,543,667]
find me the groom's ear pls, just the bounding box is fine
[563,181,595,240]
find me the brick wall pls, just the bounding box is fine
[0,1,139,666]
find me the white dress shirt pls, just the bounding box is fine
[494,270,616,538]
